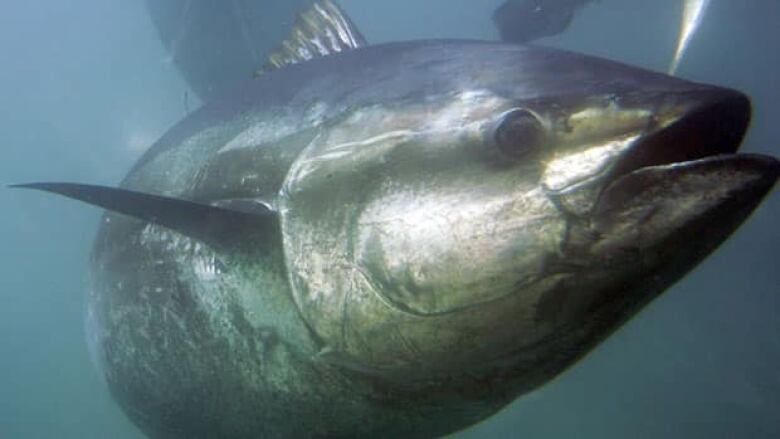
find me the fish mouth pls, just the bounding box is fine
[548,88,778,353]
[610,87,753,180]
[597,87,779,213]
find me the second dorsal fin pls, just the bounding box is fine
[257,0,368,75]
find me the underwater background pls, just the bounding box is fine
[0,0,777,437]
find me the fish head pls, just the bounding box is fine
[279,45,777,378]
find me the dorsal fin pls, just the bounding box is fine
[256,0,367,75]
[10,182,278,254]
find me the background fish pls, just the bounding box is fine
[493,0,596,43]
[493,0,712,75]
[144,0,311,101]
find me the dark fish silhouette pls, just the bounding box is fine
[493,0,596,43]
[144,0,311,101]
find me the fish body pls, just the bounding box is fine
[15,6,778,437]
[66,39,774,437]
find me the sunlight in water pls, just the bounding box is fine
[669,0,712,74]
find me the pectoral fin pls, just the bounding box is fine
[10,182,278,253]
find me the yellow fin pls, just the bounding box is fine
[255,0,367,77]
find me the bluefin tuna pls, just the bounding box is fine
[14,1,778,437]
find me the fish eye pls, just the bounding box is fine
[494,109,545,159]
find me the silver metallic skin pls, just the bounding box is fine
[80,41,777,437]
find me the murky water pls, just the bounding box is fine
[1,1,777,437]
